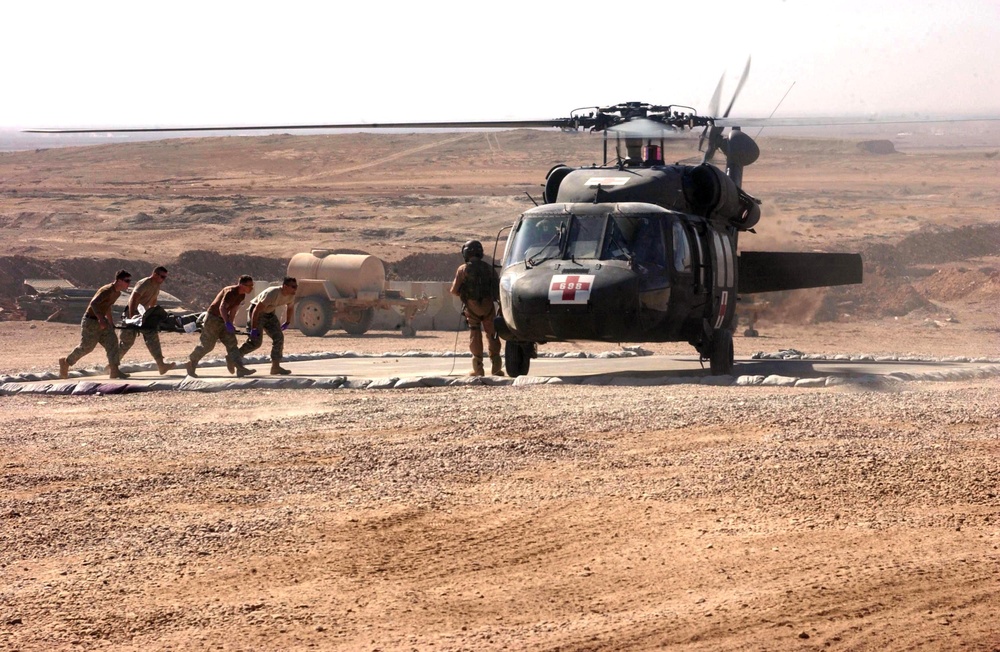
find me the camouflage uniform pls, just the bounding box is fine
[450,261,502,375]
[188,285,250,373]
[65,283,122,369]
[118,275,165,363]
[239,285,294,364]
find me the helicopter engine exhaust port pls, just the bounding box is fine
[686,164,761,231]
[543,165,574,204]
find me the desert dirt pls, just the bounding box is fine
[2,129,1000,650]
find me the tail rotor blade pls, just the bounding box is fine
[708,73,724,118]
[705,57,752,163]
[723,56,751,118]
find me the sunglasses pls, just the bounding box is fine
[156,273,168,280]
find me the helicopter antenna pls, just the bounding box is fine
[524,191,539,206]
[754,81,796,139]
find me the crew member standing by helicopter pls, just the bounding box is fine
[450,240,503,376]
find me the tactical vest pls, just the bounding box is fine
[461,259,497,302]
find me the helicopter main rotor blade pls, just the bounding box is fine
[24,118,572,134]
[713,114,1000,128]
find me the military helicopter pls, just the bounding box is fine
[483,100,862,377]
[28,67,871,376]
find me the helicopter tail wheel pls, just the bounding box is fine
[504,341,533,378]
[709,329,735,376]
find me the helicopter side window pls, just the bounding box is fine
[672,221,692,273]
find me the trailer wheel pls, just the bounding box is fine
[296,297,332,337]
[338,307,375,335]
[401,324,417,337]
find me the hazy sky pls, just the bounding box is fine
[4,0,998,129]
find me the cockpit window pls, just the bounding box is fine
[505,213,667,267]
[604,216,666,269]
[506,216,567,266]
[566,215,606,260]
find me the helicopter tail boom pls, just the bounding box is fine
[738,251,862,294]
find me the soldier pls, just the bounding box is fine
[449,240,503,376]
[238,277,298,375]
[184,275,256,378]
[59,269,132,379]
[118,265,177,375]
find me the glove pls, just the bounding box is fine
[249,328,261,339]
[225,321,236,334]
[281,322,289,331]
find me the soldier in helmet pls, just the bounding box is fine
[450,240,503,376]
[59,269,132,380]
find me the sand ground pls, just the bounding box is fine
[2,130,1000,650]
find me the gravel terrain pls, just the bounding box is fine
[3,322,1000,651]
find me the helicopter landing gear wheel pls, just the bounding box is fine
[295,296,332,337]
[401,323,417,338]
[504,341,533,378]
[709,329,734,375]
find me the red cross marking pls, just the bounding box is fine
[555,275,591,301]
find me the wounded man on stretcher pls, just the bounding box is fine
[120,305,202,333]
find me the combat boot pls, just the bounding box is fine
[156,359,177,375]
[109,364,130,380]
[185,360,198,378]
[226,355,236,374]
[270,363,291,375]
[470,356,485,377]
[236,366,256,378]
[58,357,69,379]
[490,354,504,376]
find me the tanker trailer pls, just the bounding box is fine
[287,250,429,337]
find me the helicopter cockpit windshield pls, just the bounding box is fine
[507,213,667,270]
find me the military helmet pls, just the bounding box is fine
[462,239,484,261]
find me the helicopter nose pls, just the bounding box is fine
[507,266,642,341]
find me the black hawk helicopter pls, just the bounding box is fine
[28,68,872,376]
[484,100,862,377]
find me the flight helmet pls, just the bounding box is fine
[462,240,484,261]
